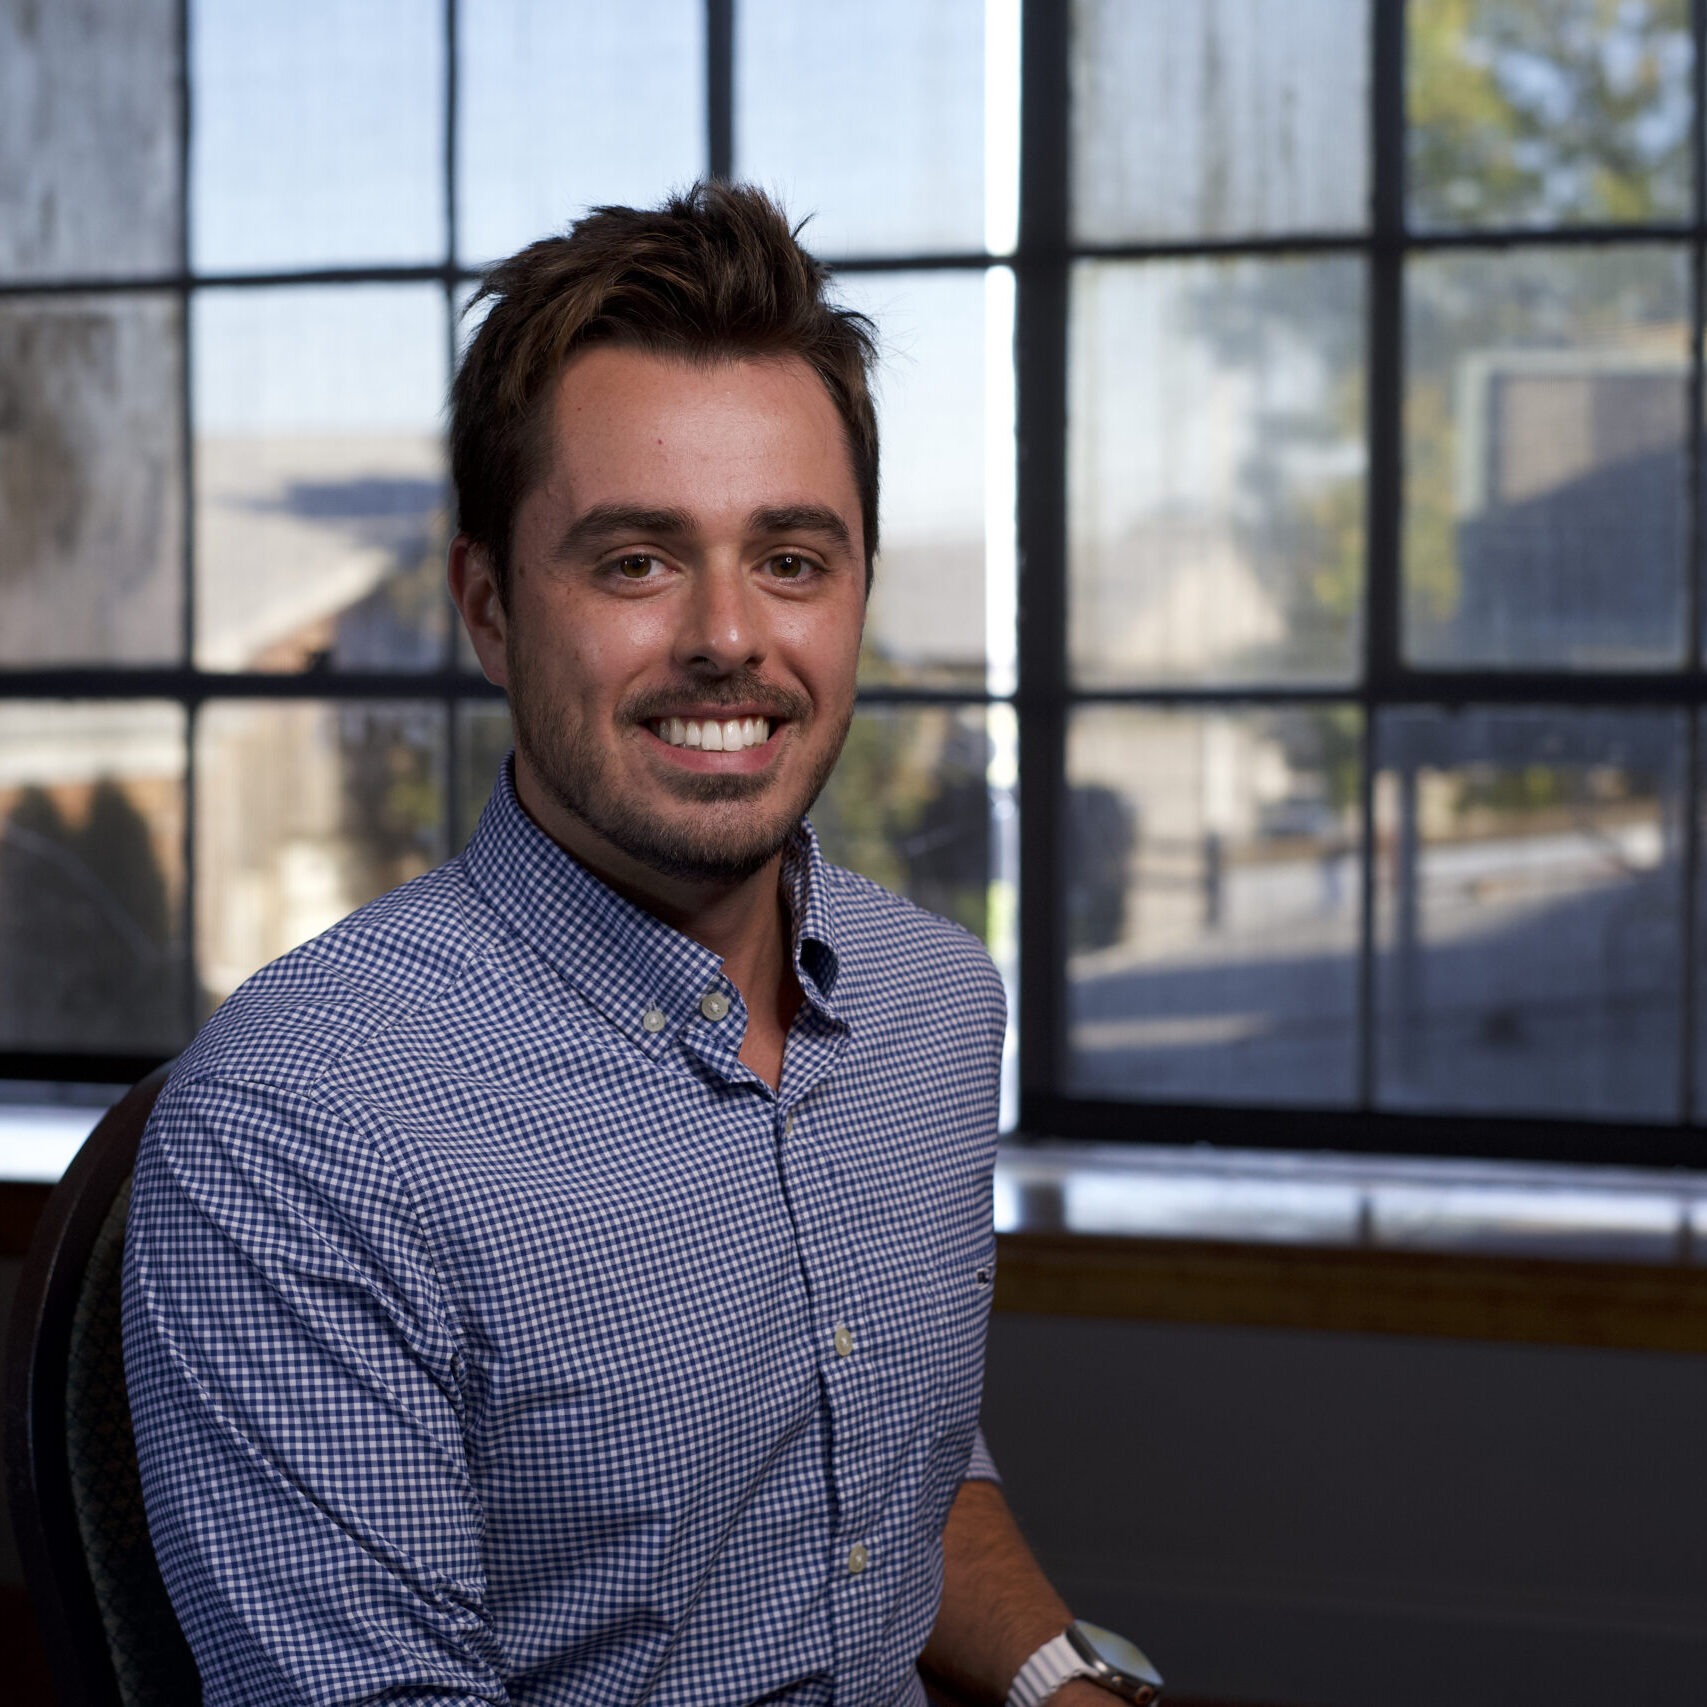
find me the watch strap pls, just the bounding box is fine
[1005,1631,1093,1707]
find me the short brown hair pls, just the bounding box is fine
[451,182,879,602]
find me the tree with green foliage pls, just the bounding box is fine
[1410,0,1691,229]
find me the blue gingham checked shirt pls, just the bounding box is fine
[124,760,1006,1707]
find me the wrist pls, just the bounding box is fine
[1003,1621,1163,1707]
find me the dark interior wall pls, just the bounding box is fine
[984,1311,1707,1707]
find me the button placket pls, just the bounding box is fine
[779,1120,866,1533]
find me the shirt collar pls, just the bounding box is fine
[460,756,845,1054]
[780,819,842,1017]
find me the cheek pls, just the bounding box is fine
[575,603,680,681]
[779,600,864,691]
[517,595,674,703]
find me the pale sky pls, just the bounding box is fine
[189,0,1000,555]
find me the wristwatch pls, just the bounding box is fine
[1004,1620,1164,1706]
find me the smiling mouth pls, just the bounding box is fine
[650,715,775,753]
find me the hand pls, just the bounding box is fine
[1052,1685,1133,1707]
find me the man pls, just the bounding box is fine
[125,184,1154,1706]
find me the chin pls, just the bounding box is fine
[608,809,803,886]
[533,755,806,886]
[514,692,850,887]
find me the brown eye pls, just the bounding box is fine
[771,555,807,579]
[616,555,658,579]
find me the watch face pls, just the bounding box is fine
[1073,1621,1164,1692]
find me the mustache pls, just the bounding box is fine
[620,670,813,726]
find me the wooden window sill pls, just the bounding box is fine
[994,1228,1707,1352]
[9,1178,1704,1353]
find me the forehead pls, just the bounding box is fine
[537,345,861,526]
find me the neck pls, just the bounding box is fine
[513,761,798,1054]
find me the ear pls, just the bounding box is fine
[448,533,509,688]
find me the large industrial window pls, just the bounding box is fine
[1,1,1701,1169]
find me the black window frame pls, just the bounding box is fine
[4,0,1706,1172]
[1018,0,1707,1169]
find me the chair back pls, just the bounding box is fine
[4,1065,200,1707]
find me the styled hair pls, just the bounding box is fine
[450,181,880,602]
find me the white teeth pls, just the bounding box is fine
[654,715,774,750]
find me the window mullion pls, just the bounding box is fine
[707,0,733,181]
[1356,0,1407,1111]
[1676,0,1707,1122]
[1014,0,1071,1127]
[176,0,199,1043]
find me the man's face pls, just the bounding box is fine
[460,345,867,889]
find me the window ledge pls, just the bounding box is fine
[5,1110,1704,1351]
[994,1141,1707,1351]
[0,1096,115,1184]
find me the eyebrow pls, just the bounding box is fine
[747,505,853,551]
[554,501,855,559]
[553,504,696,560]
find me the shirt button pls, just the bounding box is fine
[641,1007,667,1033]
[699,990,730,1022]
[846,1542,869,1575]
[833,1325,853,1358]
[783,1111,796,1138]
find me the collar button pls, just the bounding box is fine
[699,990,731,1022]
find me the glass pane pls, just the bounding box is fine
[736,0,985,256]
[1408,0,1693,231]
[457,0,704,266]
[1404,247,1687,668]
[836,272,993,689]
[191,0,445,272]
[456,699,513,848]
[1377,708,1683,1122]
[196,702,446,1006]
[1072,0,1370,242]
[0,703,186,1053]
[0,0,180,279]
[1066,706,1362,1107]
[812,706,994,946]
[1070,257,1366,688]
[0,294,183,666]
[193,285,450,672]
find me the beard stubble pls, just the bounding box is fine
[508,652,854,885]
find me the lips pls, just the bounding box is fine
[650,715,774,753]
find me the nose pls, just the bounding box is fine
[674,557,764,676]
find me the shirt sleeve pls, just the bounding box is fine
[122,1072,508,1707]
[963,1424,1002,1484]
